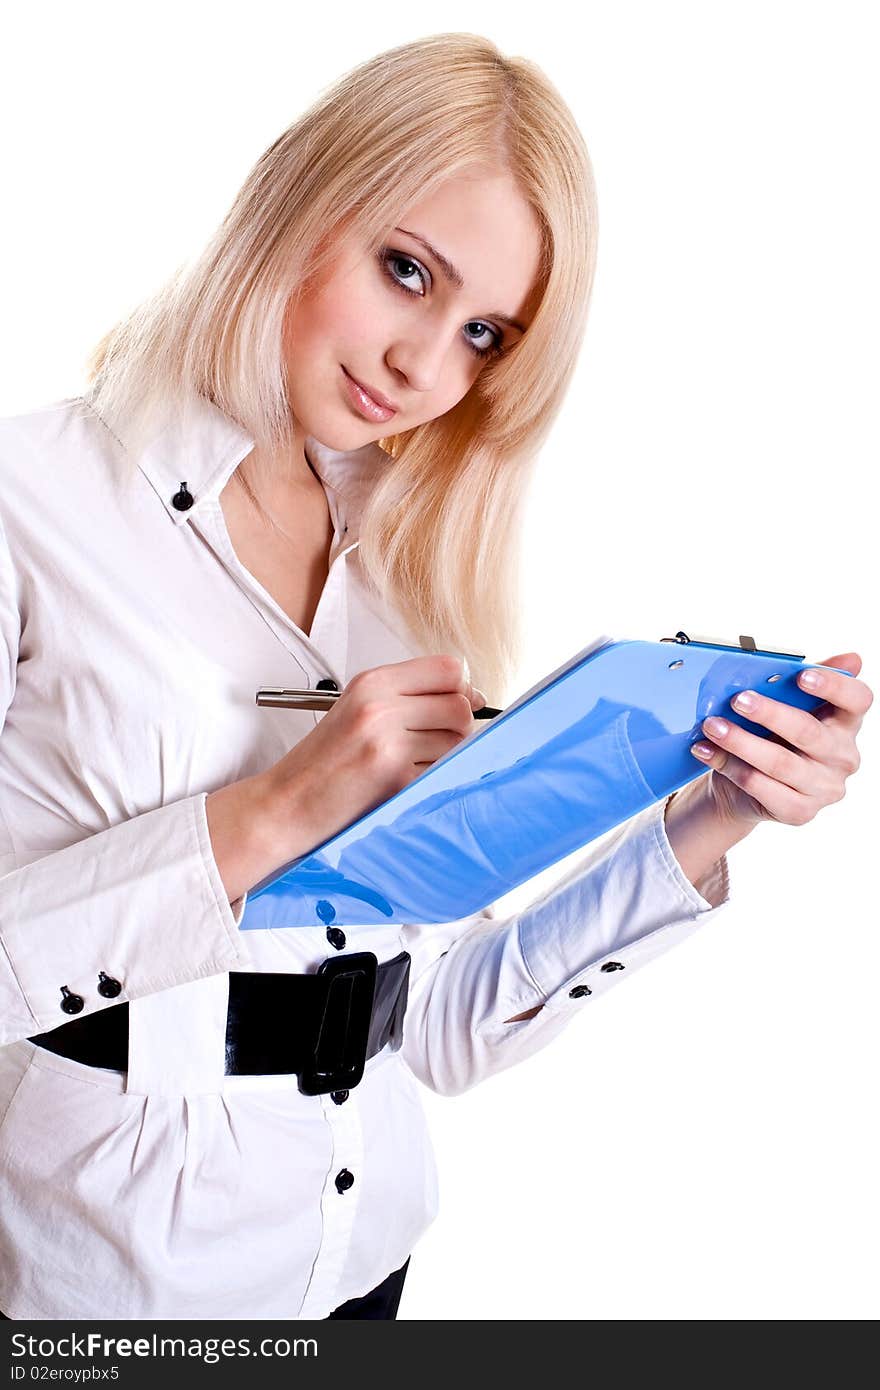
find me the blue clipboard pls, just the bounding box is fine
[239,631,848,930]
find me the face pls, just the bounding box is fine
[282,168,543,457]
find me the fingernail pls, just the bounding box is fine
[692,742,714,759]
[472,687,488,708]
[800,670,820,688]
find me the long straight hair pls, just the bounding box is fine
[83,33,598,702]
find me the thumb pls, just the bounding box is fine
[458,655,487,711]
[814,652,862,676]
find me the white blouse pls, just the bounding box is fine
[0,395,731,1320]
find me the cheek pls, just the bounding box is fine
[440,355,485,407]
[292,271,385,356]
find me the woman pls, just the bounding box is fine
[0,33,870,1321]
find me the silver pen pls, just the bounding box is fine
[255,687,342,711]
[255,686,502,717]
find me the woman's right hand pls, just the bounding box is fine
[263,654,487,857]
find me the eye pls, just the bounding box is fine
[377,248,504,360]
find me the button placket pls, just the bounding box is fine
[192,499,351,681]
[296,1077,366,1319]
[304,550,351,679]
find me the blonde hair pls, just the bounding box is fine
[83,33,598,702]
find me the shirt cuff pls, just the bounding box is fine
[0,791,250,1045]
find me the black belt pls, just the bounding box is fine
[27,951,410,1097]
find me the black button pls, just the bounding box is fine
[335,1168,355,1193]
[326,926,346,950]
[60,986,85,1015]
[331,1090,349,1105]
[171,482,194,511]
[600,961,625,972]
[569,984,592,998]
[97,972,122,998]
[316,679,339,692]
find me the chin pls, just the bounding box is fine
[320,404,396,451]
[319,422,385,452]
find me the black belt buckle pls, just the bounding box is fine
[298,951,378,1097]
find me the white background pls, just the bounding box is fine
[2,1,876,1320]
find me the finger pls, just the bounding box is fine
[814,652,862,676]
[455,654,486,710]
[401,692,477,733]
[407,728,466,766]
[727,688,833,761]
[697,714,816,795]
[797,658,874,723]
[691,742,816,825]
[383,654,481,706]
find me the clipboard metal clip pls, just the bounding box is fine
[661,631,806,660]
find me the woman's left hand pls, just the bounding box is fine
[690,651,873,829]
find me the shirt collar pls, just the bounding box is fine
[127,393,387,541]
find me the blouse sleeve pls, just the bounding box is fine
[399,794,731,1096]
[0,507,250,1047]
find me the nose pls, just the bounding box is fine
[385,333,451,395]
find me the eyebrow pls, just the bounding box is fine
[394,226,527,334]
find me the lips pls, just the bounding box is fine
[343,369,397,411]
[343,364,397,417]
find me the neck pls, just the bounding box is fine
[239,439,319,498]
[234,438,325,545]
